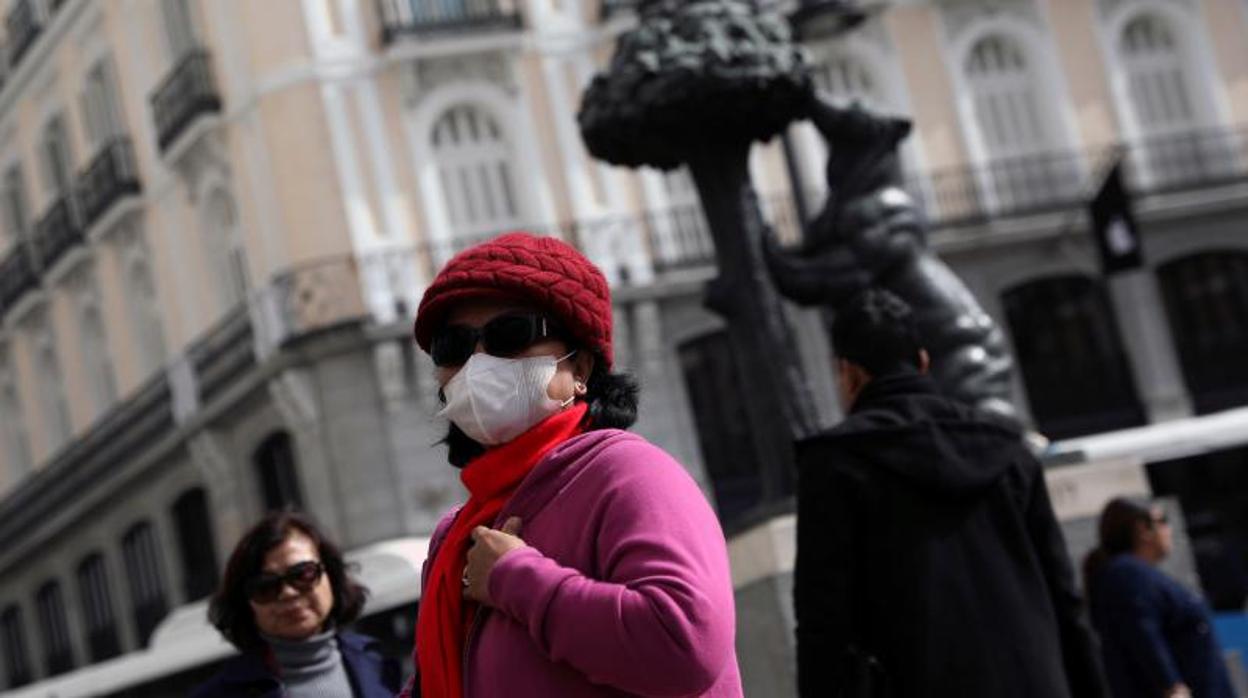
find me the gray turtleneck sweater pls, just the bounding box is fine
[264,630,355,698]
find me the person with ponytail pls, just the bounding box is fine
[1084,498,1234,698]
[399,232,743,697]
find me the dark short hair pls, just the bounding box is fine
[1083,498,1155,594]
[208,511,367,652]
[831,288,924,376]
[441,351,640,467]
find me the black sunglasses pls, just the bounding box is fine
[246,561,325,604]
[431,313,562,368]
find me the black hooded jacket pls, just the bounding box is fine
[793,373,1109,698]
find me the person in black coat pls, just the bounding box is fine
[793,288,1109,698]
[191,511,401,698]
[1084,498,1235,698]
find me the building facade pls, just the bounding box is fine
[0,0,1245,692]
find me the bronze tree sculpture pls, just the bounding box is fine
[763,95,1019,424]
[580,0,821,500]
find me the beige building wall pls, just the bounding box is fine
[1047,0,1121,148]
[888,4,969,171]
[1201,0,1248,123]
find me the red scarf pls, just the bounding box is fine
[417,403,588,698]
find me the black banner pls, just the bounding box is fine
[1090,163,1144,275]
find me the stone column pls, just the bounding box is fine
[1108,269,1192,423]
[189,431,249,573]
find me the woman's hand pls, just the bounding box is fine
[464,517,526,606]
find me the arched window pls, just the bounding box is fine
[813,52,880,107]
[1158,252,1248,414]
[431,104,522,242]
[76,553,121,662]
[1003,275,1145,438]
[0,354,32,480]
[33,321,72,449]
[964,34,1072,212]
[80,303,117,417]
[34,580,74,676]
[121,521,169,646]
[1120,14,1197,135]
[678,331,765,530]
[0,604,33,688]
[172,488,219,601]
[2,166,30,244]
[203,190,248,313]
[39,115,75,200]
[254,432,304,512]
[125,254,167,374]
[1117,12,1216,186]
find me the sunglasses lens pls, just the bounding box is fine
[247,562,323,603]
[431,325,476,367]
[248,577,283,604]
[483,315,541,357]
[288,562,323,592]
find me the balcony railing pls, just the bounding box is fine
[908,149,1096,229]
[0,245,39,319]
[378,0,522,43]
[1128,127,1248,195]
[5,0,42,69]
[893,125,1248,231]
[32,196,84,271]
[150,49,222,152]
[76,137,142,230]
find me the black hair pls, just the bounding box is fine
[1082,497,1155,595]
[208,511,367,652]
[830,287,924,377]
[441,351,640,468]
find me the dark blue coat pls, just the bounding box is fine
[189,631,402,698]
[1091,555,1234,698]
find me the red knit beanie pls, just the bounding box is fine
[413,233,614,367]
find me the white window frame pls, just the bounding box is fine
[429,104,524,241]
[78,296,118,418]
[32,316,73,451]
[1099,2,1228,145]
[406,82,553,267]
[946,17,1083,213]
[0,350,33,481]
[39,113,76,204]
[80,56,125,151]
[122,246,167,376]
[201,189,249,315]
[2,163,32,248]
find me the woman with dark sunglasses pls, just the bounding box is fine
[1084,499,1234,698]
[191,511,401,698]
[401,232,742,697]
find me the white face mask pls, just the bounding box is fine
[437,351,576,446]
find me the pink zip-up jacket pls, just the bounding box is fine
[401,428,744,697]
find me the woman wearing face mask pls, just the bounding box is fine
[400,232,743,698]
[1084,499,1235,698]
